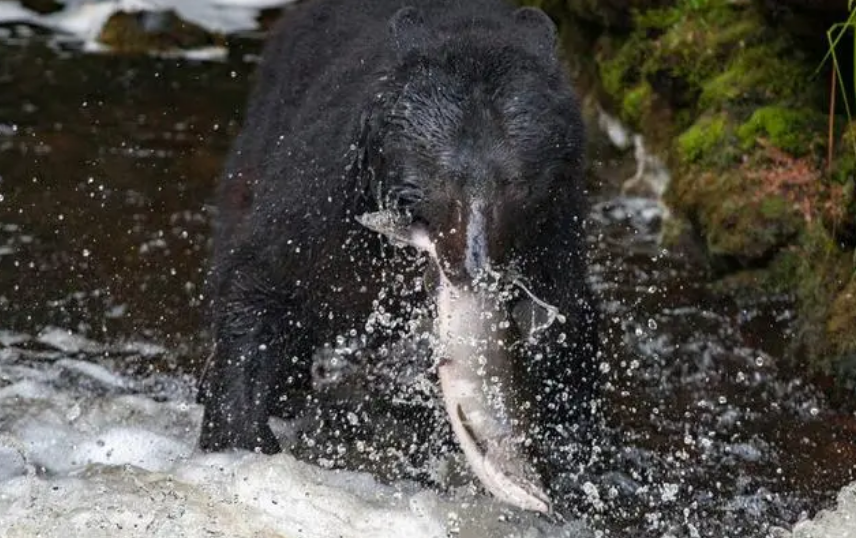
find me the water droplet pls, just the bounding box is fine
[647,318,657,330]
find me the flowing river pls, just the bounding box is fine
[0,3,854,537]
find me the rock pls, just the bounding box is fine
[98,10,220,53]
[19,0,62,15]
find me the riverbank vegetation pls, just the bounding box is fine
[528,0,856,400]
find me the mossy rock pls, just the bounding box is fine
[788,225,854,371]
[675,113,736,165]
[668,165,806,268]
[534,0,856,393]
[593,0,805,133]
[597,32,646,100]
[827,274,856,355]
[637,3,753,88]
[98,10,221,53]
[737,106,827,156]
[763,245,805,292]
[843,180,856,245]
[700,47,816,110]
[703,194,803,266]
[831,148,856,185]
[832,121,856,183]
[621,82,653,123]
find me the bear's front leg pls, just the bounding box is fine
[197,276,312,454]
[198,341,279,453]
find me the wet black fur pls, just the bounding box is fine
[199,0,598,500]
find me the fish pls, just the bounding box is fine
[434,277,553,514]
[357,210,553,514]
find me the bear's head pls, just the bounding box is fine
[372,6,586,286]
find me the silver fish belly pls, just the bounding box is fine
[434,277,552,514]
[357,210,552,514]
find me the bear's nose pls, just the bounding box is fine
[433,196,491,286]
[463,197,488,279]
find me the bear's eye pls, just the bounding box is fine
[399,189,423,206]
[390,181,425,209]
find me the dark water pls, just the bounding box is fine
[0,16,854,538]
[582,193,855,536]
[0,28,258,363]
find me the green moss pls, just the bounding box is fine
[635,1,755,90]
[710,17,757,48]
[635,5,684,30]
[668,166,804,267]
[736,106,826,155]
[703,194,802,263]
[827,275,856,355]
[597,34,645,100]
[832,153,856,185]
[700,47,812,109]
[675,114,729,164]
[536,0,856,392]
[787,225,853,370]
[759,195,792,220]
[636,0,733,30]
[764,246,804,292]
[621,82,653,123]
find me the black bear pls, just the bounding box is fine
[199,0,598,502]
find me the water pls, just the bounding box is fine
[583,194,855,536]
[1,2,855,537]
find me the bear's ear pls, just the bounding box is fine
[389,6,431,58]
[513,7,558,57]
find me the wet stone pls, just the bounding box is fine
[19,0,61,15]
[98,10,220,53]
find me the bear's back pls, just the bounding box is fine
[235,0,524,161]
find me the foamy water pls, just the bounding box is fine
[0,331,589,537]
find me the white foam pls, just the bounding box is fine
[0,1,36,24]
[785,484,856,538]
[56,358,133,390]
[0,329,31,347]
[37,326,103,354]
[597,109,631,150]
[0,362,589,538]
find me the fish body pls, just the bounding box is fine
[357,210,552,514]
[435,277,552,514]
